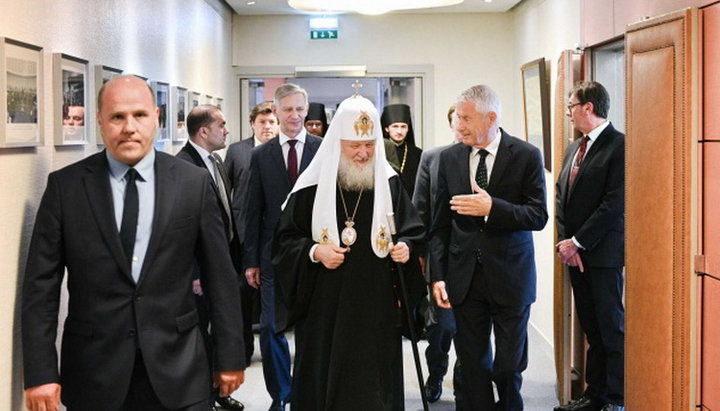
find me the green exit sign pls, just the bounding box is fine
[310,30,338,40]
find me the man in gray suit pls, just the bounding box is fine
[22,76,245,411]
[225,102,279,364]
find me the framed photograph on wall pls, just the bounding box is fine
[214,96,223,110]
[0,37,43,148]
[94,64,123,87]
[53,53,88,145]
[204,94,213,105]
[171,86,188,142]
[151,81,170,142]
[521,58,551,172]
[94,65,122,145]
[189,90,201,110]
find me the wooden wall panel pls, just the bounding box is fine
[625,9,695,411]
[703,143,720,273]
[702,275,720,409]
[702,3,720,140]
[581,0,717,46]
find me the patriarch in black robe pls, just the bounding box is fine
[273,95,426,411]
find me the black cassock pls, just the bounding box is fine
[272,175,426,411]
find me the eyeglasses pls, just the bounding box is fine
[567,102,583,112]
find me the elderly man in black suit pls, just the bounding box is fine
[22,75,245,411]
[176,104,246,411]
[225,101,279,365]
[244,83,322,411]
[429,84,547,410]
[554,81,625,411]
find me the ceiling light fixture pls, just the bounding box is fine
[288,0,464,15]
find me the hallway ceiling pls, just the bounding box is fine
[228,0,524,15]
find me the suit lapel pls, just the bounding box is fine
[182,143,208,170]
[268,138,290,187]
[138,153,177,284]
[82,152,133,279]
[487,131,511,194]
[299,136,319,172]
[456,144,472,193]
[567,123,615,199]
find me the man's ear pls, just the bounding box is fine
[488,111,498,123]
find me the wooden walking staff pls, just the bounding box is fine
[387,212,430,411]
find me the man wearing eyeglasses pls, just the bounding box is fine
[555,81,625,411]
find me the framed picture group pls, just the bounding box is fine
[0,35,221,148]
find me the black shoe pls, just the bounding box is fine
[216,396,245,410]
[554,395,603,411]
[600,404,624,411]
[269,399,287,411]
[423,379,442,403]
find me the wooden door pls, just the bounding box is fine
[552,49,583,405]
[625,8,698,410]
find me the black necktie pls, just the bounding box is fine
[475,149,490,190]
[119,168,139,268]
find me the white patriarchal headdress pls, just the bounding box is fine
[285,95,396,257]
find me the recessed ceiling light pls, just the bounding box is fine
[247,1,256,5]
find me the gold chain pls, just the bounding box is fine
[337,182,364,223]
[399,142,409,173]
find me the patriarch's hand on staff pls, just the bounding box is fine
[389,241,410,263]
[244,267,260,289]
[450,180,492,216]
[432,281,452,309]
[213,370,245,397]
[25,383,61,411]
[314,244,348,269]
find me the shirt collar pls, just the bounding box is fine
[106,149,155,181]
[471,128,502,157]
[586,120,610,143]
[279,128,307,145]
[188,139,212,160]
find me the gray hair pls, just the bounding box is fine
[457,85,502,126]
[274,83,308,105]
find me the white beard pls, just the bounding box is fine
[337,155,375,191]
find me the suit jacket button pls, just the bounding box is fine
[129,329,136,337]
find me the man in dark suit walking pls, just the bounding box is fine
[177,104,246,411]
[244,83,322,411]
[429,84,547,410]
[225,102,279,365]
[554,81,625,411]
[413,104,462,404]
[22,75,245,411]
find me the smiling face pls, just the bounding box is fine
[98,76,159,166]
[274,92,308,138]
[341,140,376,167]
[454,101,497,148]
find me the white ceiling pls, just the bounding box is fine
[227,0,524,15]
